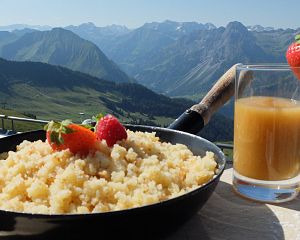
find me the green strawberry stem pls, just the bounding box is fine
[92,113,104,122]
[295,34,300,44]
[44,120,76,145]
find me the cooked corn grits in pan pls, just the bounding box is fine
[0,130,216,214]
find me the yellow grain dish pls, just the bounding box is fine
[0,130,217,214]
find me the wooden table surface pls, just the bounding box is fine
[166,165,300,240]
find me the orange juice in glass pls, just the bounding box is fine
[233,64,300,203]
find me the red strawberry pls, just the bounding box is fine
[95,115,127,147]
[45,120,97,156]
[286,34,300,80]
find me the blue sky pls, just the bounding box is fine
[0,0,299,29]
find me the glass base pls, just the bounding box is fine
[233,170,300,203]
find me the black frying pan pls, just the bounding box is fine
[0,65,248,240]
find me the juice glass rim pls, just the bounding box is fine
[236,63,300,71]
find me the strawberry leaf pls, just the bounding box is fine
[44,120,76,146]
[81,124,94,130]
[50,131,62,145]
[58,133,64,145]
[63,126,75,134]
[92,113,104,122]
[44,121,62,132]
[61,119,73,126]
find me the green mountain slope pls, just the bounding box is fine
[0,31,18,54]
[0,57,188,120]
[0,58,233,141]
[0,28,132,83]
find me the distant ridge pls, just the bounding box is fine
[0,24,52,31]
[247,25,275,32]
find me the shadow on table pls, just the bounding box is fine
[165,181,284,240]
[273,194,300,212]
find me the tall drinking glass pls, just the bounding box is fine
[233,64,300,203]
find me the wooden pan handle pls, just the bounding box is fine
[191,64,237,125]
[169,64,252,134]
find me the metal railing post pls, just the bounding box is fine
[1,118,4,130]
[11,119,14,131]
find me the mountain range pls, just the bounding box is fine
[65,20,216,57]
[123,21,275,96]
[0,20,298,123]
[1,20,298,98]
[62,21,299,98]
[80,21,298,97]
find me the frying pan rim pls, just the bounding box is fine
[0,125,226,218]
